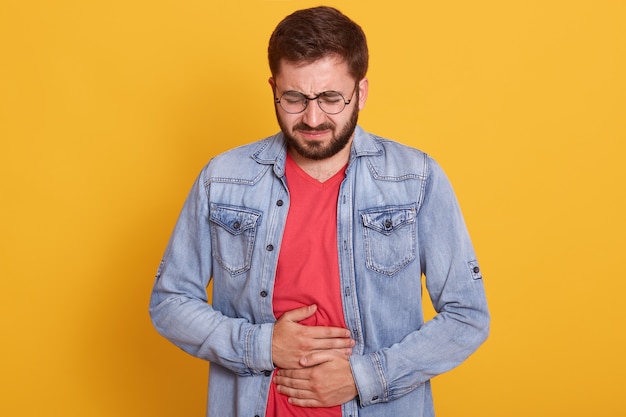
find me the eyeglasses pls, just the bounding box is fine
[274,84,358,115]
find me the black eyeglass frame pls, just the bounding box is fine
[274,83,359,115]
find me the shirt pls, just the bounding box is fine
[149,126,490,417]
[266,154,347,416]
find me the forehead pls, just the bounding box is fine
[274,55,353,92]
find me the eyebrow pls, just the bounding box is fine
[282,89,342,96]
[275,84,347,97]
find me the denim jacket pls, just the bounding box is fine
[150,126,490,417]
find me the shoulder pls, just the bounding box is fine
[200,133,286,184]
[354,128,441,181]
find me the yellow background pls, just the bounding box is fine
[1,0,625,415]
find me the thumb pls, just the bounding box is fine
[281,304,317,323]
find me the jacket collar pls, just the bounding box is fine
[251,126,383,176]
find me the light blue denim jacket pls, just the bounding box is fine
[150,126,490,417]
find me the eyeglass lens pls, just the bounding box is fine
[278,91,348,114]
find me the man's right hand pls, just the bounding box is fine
[271,304,355,370]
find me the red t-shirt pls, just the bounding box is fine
[265,154,347,417]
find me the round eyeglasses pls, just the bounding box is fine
[274,84,358,115]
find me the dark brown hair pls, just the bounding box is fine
[268,6,369,81]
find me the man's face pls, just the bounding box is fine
[270,56,368,161]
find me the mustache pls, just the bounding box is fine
[293,122,334,132]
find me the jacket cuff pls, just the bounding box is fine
[350,353,387,407]
[244,322,275,374]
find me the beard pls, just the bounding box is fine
[276,98,359,161]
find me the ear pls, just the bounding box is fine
[268,77,276,90]
[357,77,369,111]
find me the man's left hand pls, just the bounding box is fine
[273,349,358,407]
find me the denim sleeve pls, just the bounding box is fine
[149,171,274,376]
[350,156,490,407]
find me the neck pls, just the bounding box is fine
[287,146,350,182]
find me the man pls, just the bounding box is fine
[150,6,489,417]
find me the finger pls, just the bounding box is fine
[275,365,311,379]
[300,348,352,367]
[280,304,317,323]
[288,397,322,408]
[276,384,317,402]
[304,331,354,351]
[306,326,354,342]
[273,372,309,389]
[278,383,335,408]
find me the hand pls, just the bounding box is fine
[271,304,354,370]
[274,349,358,407]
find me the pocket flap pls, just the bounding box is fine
[361,205,416,236]
[209,204,262,235]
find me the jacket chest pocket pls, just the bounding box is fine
[209,204,262,276]
[360,204,417,276]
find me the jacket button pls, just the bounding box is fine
[264,370,272,376]
[260,291,268,297]
[276,200,284,206]
[384,220,392,229]
[473,266,480,273]
[233,221,240,230]
[266,244,274,251]
[372,396,379,401]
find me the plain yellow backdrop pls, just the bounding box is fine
[1,0,625,416]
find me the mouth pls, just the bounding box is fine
[295,124,333,141]
[298,129,331,140]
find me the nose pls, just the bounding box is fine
[301,99,325,127]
